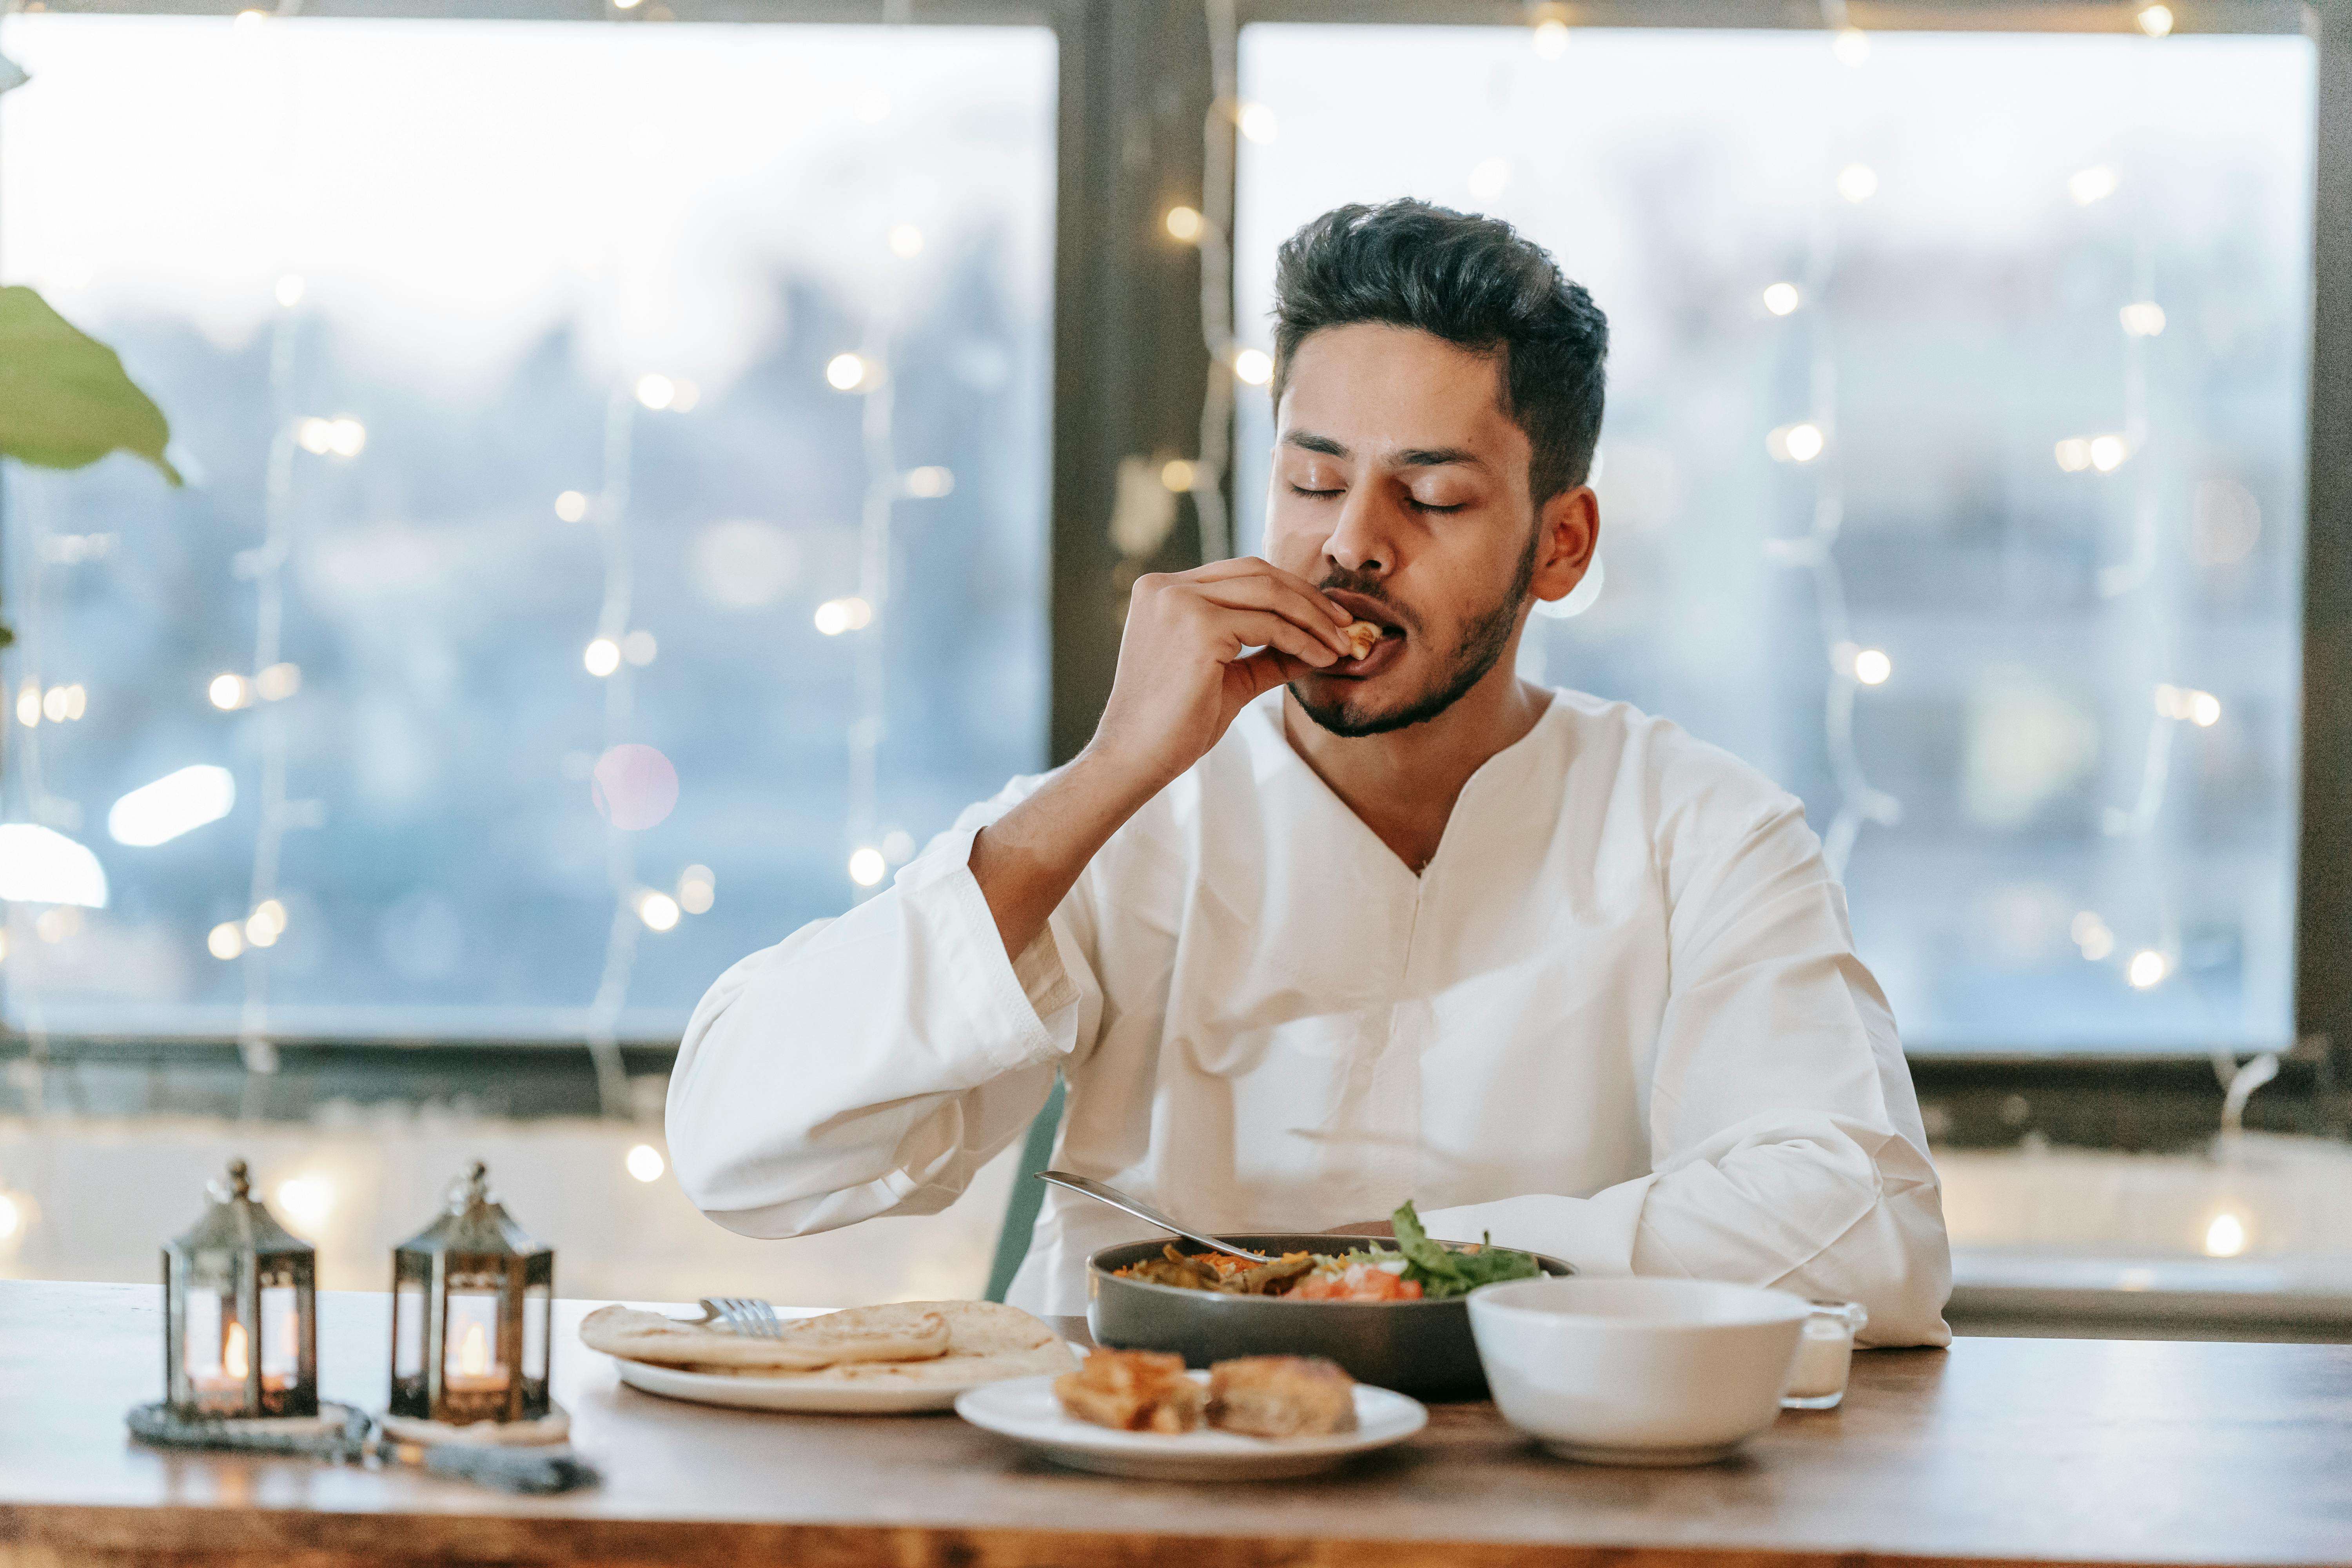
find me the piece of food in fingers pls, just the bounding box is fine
[1207,1355,1359,1437]
[1339,620,1383,660]
[1053,1348,1205,1433]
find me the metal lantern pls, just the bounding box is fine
[389,1160,553,1425]
[163,1158,318,1420]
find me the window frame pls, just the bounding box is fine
[2,0,2347,1148]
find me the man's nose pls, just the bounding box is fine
[1323,486,1394,576]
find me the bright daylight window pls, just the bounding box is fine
[0,15,1056,1041]
[1237,25,2314,1054]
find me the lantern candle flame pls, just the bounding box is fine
[223,1320,249,1379]
[459,1321,489,1378]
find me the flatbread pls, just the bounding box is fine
[672,1301,1075,1388]
[579,1301,951,1371]
[1340,621,1382,659]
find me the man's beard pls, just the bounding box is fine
[1289,527,1538,739]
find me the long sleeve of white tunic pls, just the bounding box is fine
[667,688,1953,1345]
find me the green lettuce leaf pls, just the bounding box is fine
[1388,1199,1542,1299]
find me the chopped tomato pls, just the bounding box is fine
[1293,1264,1423,1302]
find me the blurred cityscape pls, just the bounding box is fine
[0,19,2320,1059]
[0,16,1055,1040]
[1238,25,2312,1052]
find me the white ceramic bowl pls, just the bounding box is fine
[1467,1277,1810,1466]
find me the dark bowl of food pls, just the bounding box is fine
[1085,1209,1572,1402]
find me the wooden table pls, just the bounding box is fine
[3,1280,2350,1568]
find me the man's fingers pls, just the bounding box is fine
[1186,557,1354,623]
[1191,577,1356,654]
[1212,608,1341,668]
[1229,648,1302,705]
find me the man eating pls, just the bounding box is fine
[668,199,1953,1345]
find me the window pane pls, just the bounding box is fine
[1238,25,2312,1053]
[1,16,1055,1038]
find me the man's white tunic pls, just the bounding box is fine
[668,688,1953,1345]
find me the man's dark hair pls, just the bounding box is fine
[1271,200,1609,505]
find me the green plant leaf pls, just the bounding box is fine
[0,285,180,485]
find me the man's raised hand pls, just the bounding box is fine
[1086,558,1356,792]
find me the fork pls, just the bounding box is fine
[697,1296,783,1338]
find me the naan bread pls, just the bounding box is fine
[580,1300,951,1371]
[672,1301,1075,1388]
[1340,620,1382,659]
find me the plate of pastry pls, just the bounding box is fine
[953,1349,1426,1480]
[584,1299,1078,1415]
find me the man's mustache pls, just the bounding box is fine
[1315,568,1421,634]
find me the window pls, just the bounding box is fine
[0,14,1056,1040]
[1236,23,2315,1053]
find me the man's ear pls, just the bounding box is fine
[1529,485,1599,606]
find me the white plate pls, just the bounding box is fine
[613,1353,1045,1414]
[954,1372,1427,1480]
[605,1307,1048,1415]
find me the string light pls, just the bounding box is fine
[274,1174,334,1233]
[1164,205,1205,242]
[2137,4,2175,38]
[635,889,681,932]
[1762,281,1802,316]
[1853,648,1892,686]
[208,673,253,710]
[1767,422,1826,463]
[13,680,38,727]
[2071,911,2116,962]
[1759,9,1904,882]
[626,1144,666,1182]
[826,352,880,392]
[273,274,304,308]
[634,373,676,410]
[848,846,887,887]
[676,864,715,914]
[255,662,300,702]
[2120,301,2166,337]
[1161,458,1197,492]
[0,1194,20,1241]
[2068,165,2119,205]
[107,764,235,847]
[2155,684,2221,727]
[902,465,954,498]
[1531,18,1569,60]
[583,637,622,677]
[2127,948,2168,989]
[814,596,873,635]
[208,922,245,961]
[888,223,924,258]
[1237,102,1278,144]
[555,489,590,522]
[1230,348,1273,386]
[1831,27,1870,67]
[2088,433,2130,472]
[2203,1211,2247,1257]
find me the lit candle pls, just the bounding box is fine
[444,1319,510,1394]
[191,1316,250,1398]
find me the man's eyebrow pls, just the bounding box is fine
[1282,432,1486,470]
[1392,446,1484,470]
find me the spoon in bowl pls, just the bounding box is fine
[1034,1171,1271,1264]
